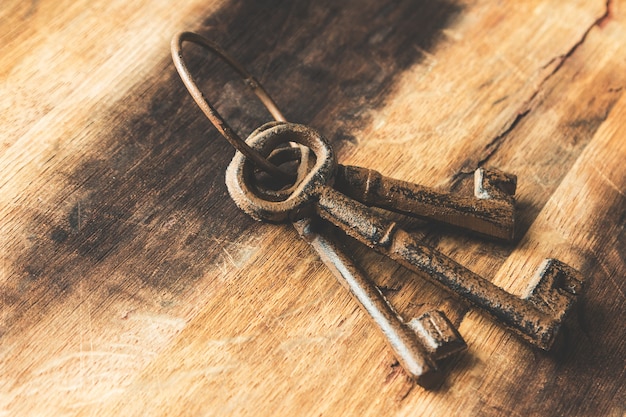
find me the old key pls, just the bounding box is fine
[335,165,516,241]
[226,122,584,352]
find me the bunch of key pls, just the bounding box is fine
[172,32,585,389]
[225,122,584,388]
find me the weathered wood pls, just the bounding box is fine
[1,0,624,416]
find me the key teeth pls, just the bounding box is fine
[474,167,518,200]
[409,310,467,361]
[526,259,585,317]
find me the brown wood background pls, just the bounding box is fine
[1,0,625,415]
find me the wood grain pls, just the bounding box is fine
[1,0,624,416]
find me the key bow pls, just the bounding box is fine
[226,122,336,223]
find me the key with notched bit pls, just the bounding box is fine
[226,122,585,356]
[335,165,516,241]
[254,121,517,241]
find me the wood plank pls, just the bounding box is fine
[1,0,624,415]
[456,87,626,417]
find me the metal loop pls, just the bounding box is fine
[171,31,293,179]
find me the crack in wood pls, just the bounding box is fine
[452,0,613,184]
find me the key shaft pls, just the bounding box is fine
[335,164,516,240]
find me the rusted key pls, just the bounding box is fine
[292,217,466,388]
[226,122,584,352]
[253,121,516,240]
[335,164,516,240]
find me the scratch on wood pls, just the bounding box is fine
[476,109,530,168]
[33,351,139,375]
[537,0,612,86]
[271,296,326,321]
[278,331,344,350]
[206,335,255,346]
[599,260,625,301]
[592,164,625,199]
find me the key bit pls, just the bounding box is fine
[334,164,517,240]
[526,258,584,317]
[226,122,585,352]
[408,310,467,361]
[293,217,466,388]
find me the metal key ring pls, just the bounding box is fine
[171,31,294,180]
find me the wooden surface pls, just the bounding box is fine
[1,0,625,415]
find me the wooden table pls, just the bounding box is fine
[2,0,625,415]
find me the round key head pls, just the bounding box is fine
[225,122,336,223]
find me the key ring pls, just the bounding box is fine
[171,31,295,180]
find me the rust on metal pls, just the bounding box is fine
[251,133,517,240]
[335,165,517,240]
